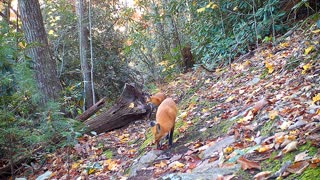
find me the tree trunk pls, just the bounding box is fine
[84,83,151,134]
[76,0,94,109]
[18,0,62,104]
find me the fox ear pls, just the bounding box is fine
[156,123,161,134]
[150,121,156,127]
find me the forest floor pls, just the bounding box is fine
[18,21,320,180]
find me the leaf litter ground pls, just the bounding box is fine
[18,22,320,180]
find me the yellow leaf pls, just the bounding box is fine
[312,93,320,103]
[205,78,211,84]
[280,121,292,130]
[244,60,251,66]
[159,60,168,66]
[197,7,206,13]
[71,161,82,169]
[155,160,167,168]
[311,29,320,33]
[88,168,95,175]
[210,4,218,9]
[304,45,314,55]
[105,159,118,171]
[303,63,312,70]
[265,61,274,74]
[224,146,234,153]
[269,110,278,120]
[316,109,320,115]
[18,42,26,48]
[128,102,135,108]
[48,30,54,35]
[225,95,235,103]
[214,116,219,122]
[257,143,274,153]
[233,6,238,11]
[302,63,311,74]
[206,2,213,8]
[202,108,209,113]
[279,42,289,48]
[245,136,254,142]
[179,111,188,119]
[171,161,185,169]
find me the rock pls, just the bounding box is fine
[35,171,52,180]
[193,159,219,172]
[247,77,260,86]
[128,149,162,177]
[200,136,235,159]
[288,119,307,130]
[161,164,240,180]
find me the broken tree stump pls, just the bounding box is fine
[84,83,151,134]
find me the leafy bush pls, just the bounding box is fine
[191,0,287,68]
[0,22,82,174]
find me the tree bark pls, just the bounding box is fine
[84,83,151,134]
[18,0,62,104]
[76,97,106,121]
[76,0,94,109]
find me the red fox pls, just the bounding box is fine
[150,98,178,149]
[149,92,166,106]
[147,92,166,120]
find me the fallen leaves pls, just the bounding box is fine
[304,45,315,55]
[312,93,320,104]
[287,160,310,174]
[265,61,274,74]
[252,98,269,114]
[282,141,298,154]
[295,151,310,162]
[237,156,261,170]
[253,171,272,180]
[256,143,274,153]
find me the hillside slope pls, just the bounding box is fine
[18,19,320,180]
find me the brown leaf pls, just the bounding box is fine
[311,156,320,164]
[237,156,261,170]
[253,171,272,180]
[252,98,269,114]
[287,160,310,174]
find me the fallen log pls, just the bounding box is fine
[84,83,151,134]
[76,97,107,121]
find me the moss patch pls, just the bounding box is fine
[139,132,153,152]
[260,119,275,136]
[299,166,320,179]
[103,149,113,159]
[234,169,255,179]
[299,141,318,156]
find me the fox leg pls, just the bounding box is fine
[168,126,174,146]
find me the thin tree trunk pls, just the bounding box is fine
[76,0,94,109]
[18,0,62,104]
[88,0,96,104]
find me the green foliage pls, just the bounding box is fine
[192,0,288,68]
[43,0,139,105]
[0,21,82,172]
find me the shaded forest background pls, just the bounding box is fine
[0,0,319,177]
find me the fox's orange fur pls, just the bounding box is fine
[149,92,166,106]
[151,98,177,149]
